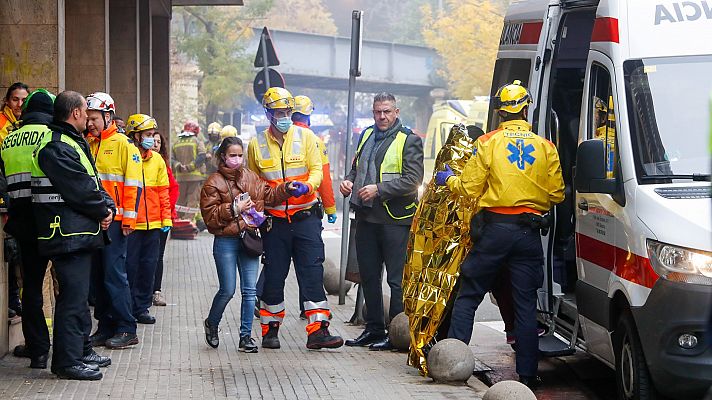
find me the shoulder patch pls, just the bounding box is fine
[132,153,140,163]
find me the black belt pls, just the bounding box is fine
[482,210,549,230]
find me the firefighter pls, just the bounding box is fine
[84,92,142,349]
[205,121,222,174]
[434,80,565,389]
[247,87,343,350]
[172,121,207,223]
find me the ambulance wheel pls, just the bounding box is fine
[613,310,659,400]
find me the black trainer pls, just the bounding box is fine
[204,318,219,348]
[52,365,102,381]
[82,350,111,368]
[262,321,281,349]
[105,333,139,349]
[306,321,344,350]
[239,335,258,353]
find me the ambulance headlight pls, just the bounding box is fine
[647,240,712,285]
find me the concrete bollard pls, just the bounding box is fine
[483,380,537,400]
[388,312,410,351]
[426,338,476,383]
[323,258,351,295]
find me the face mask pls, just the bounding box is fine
[225,155,243,169]
[275,117,292,133]
[140,137,155,150]
[209,134,220,142]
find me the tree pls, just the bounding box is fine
[260,0,338,35]
[173,3,273,124]
[421,0,506,98]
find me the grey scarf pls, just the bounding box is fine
[351,119,402,209]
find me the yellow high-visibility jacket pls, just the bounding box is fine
[447,120,565,214]
[135,150,172,230]
[247,125,322,218]
[89,122,143,228]
[0,105,19,142]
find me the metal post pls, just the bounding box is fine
[338,10,363,305]
[260,32,270,89]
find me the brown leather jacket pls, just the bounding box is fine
[200,165,289,236]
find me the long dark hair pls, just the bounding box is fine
[153,131,169,161]
[4,82,28,102]
[215,136,244,166]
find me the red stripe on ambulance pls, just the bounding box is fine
[576,233,659,289]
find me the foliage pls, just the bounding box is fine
[421,0,506,98]
[259,0,338,35]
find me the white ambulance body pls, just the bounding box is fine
[490,1,712,398]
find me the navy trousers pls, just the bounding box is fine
[448,222,544,378]
[126,229,160,317]
[93,221,136,335]
[260,213,327,310]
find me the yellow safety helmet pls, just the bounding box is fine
[262,87,294,110]
[293,95,314,116]
[126,113,157,134]
[207,122,222,135]
[220,124,238,139]
[494,80,532,114]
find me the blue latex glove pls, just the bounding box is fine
[434,164,454,186]
[161,226,171,233]
[327,213,337,224]
[288,181,310,197]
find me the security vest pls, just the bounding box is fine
[248,125,322,218]
[0,124,51,240]
[355,127,417,220]
[31,131,103,256]
[172,135,205,181]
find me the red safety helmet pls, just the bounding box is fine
[182,121,200,135]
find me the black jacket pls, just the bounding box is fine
[33,121,115,256]
[347,124,424,226]
[0,111,53,242]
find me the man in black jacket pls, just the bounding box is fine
[31,91,114,380]
[341,92,424,350]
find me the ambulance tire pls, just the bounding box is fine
[613,310,659,400]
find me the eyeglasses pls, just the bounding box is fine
[372,109,394,116]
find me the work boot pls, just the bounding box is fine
[105,333,139,349]
[52,365,102,381]
[152,291,167,306]
[306,321,344,350]
[262,321,281,349]
[239,335,258,353]
[13,345,31,358]
[204,319,219,348]
[90,331,112,347]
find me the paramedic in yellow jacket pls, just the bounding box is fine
[593,96,616,178]
[434,80,564,389]
[126,114,172,325]
[85,92,142,349]
[0,82,29,142]
[247,87,343,350]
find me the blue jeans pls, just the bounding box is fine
[208,236,259,337]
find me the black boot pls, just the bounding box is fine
[204,319,219,348]
[105,333,139,349]
[262,322,281,349]
[306,321,344,350]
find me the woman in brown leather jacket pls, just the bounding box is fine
[199,136,289,353]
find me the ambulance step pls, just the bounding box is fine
[539,334,575,357]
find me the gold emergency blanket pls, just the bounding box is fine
[402,124,477,375]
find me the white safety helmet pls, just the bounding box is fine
[86,92,116,114]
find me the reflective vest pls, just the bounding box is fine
[172,135,205,181]
[0,105,19,142]
[31,131,103,256]
[89,123,142,228]
[247,125,322,218]
[1,124,51,201]
[355,128,417,220]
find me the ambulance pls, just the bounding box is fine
[489,1,712,398]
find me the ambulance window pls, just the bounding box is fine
[488,58,532,131]
[588,64,619,179]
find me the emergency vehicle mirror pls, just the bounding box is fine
[574,140,615,194]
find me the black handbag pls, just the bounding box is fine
[240,228,263,257]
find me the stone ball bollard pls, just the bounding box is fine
[388,312,410,351]
[362,294,391,326]
[323,258,351,295]
[483,381,537,400]
[426,339,476,383]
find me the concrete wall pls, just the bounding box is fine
[0,1,61,96]
[109,0,139,119]
[65,0,107,95]
[152,15,171,146]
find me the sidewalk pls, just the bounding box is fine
[0,232,488,400]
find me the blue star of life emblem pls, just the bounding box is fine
[507,139,535,170]
[132,154,140,163]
